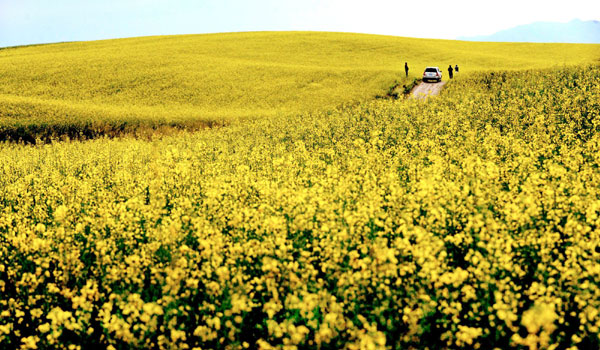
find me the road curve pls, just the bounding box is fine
[410,81,446,100]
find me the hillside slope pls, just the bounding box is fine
[1,64,599,349]
[1,31,599,141]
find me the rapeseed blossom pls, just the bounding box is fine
[0,64,599,349]
[1,32,598,142]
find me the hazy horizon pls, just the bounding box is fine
[1,0,599,48]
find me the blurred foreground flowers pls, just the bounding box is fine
[1,65,599,349]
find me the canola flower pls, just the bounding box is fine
[0,65,600,349]
[1,32,599,142]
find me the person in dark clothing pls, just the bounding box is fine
[405,62,409,77]
[448,65,454,79]
[455,64,459,73]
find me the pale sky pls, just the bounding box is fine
[0,0,598,47]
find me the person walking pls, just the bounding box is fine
[455,64,459,73]
[404,62,409,77]
[448,65,454,79]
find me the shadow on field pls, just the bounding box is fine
[0,119,226,145]
[376,78,421,100]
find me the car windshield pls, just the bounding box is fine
[425,68,437,73]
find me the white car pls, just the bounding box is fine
[423,67,442,83]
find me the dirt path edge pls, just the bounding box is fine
[410,81,447,99]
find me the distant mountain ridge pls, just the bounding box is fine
[459,19,600,43]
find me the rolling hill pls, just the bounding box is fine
[1,31,600,350]
[1,31,599,142]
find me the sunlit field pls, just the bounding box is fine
[1,32,600,349]
[1,32,599,141]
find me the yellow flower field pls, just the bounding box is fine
[1,55,600,349]
[1,32,599,142]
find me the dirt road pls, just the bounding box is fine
[410,81,446,99]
